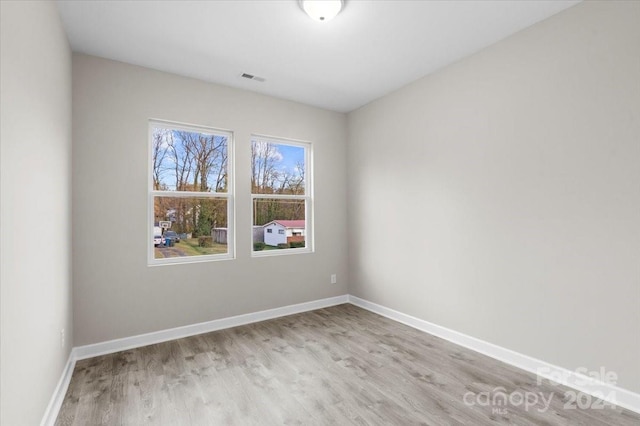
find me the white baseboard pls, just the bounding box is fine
[348,295,640,414]
[41,351,76,426]
[73,294,349,360]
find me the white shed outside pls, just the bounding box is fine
[263,220,305,246]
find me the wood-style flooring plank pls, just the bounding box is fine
[55,304,640,425]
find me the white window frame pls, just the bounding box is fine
[251,135,313,257]
[148,119,235,266]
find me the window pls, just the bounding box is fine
[149,120,233,265]
[251,136,312,254]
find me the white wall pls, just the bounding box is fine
[348,0,640,393]
[0,1,73,424]
[72,55,348,345]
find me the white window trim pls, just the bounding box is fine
[251,135,313,257]
[148,119,235,266]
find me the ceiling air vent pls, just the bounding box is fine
[241,73,265,82]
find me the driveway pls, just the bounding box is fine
[155,246,187,258]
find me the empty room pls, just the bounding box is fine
[1,0,639,425]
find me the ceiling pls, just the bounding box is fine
[56,0,580,113]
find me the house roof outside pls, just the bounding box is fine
[264,220,305,229]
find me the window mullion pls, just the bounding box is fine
[153,190,229,199]
[251,193,307,200]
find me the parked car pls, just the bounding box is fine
[164,230,180,243]
[153,226,164,247]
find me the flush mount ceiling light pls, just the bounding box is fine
[299,0,344,22]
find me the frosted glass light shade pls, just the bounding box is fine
[300,0,343,22]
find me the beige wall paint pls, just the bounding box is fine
[0,1,73,424]
[72,55,348,346]
[348,0,640,393]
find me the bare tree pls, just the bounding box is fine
[251,141,282,192]
[152,129,170,190]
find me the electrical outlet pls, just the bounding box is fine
[331,274,337,284]
[60,328,65,348]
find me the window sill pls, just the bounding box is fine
[251,247,313,258]
[148,253,234,267]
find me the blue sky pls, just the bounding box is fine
[274,143,305,175]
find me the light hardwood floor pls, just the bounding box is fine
[56,304,640,425]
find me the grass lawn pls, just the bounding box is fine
[181,238,228,255]
[154,238,227,258]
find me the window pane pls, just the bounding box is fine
[251,140,305,195]
[154,196,228,259]
[252,198,306,251]
[153,127,228,193]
